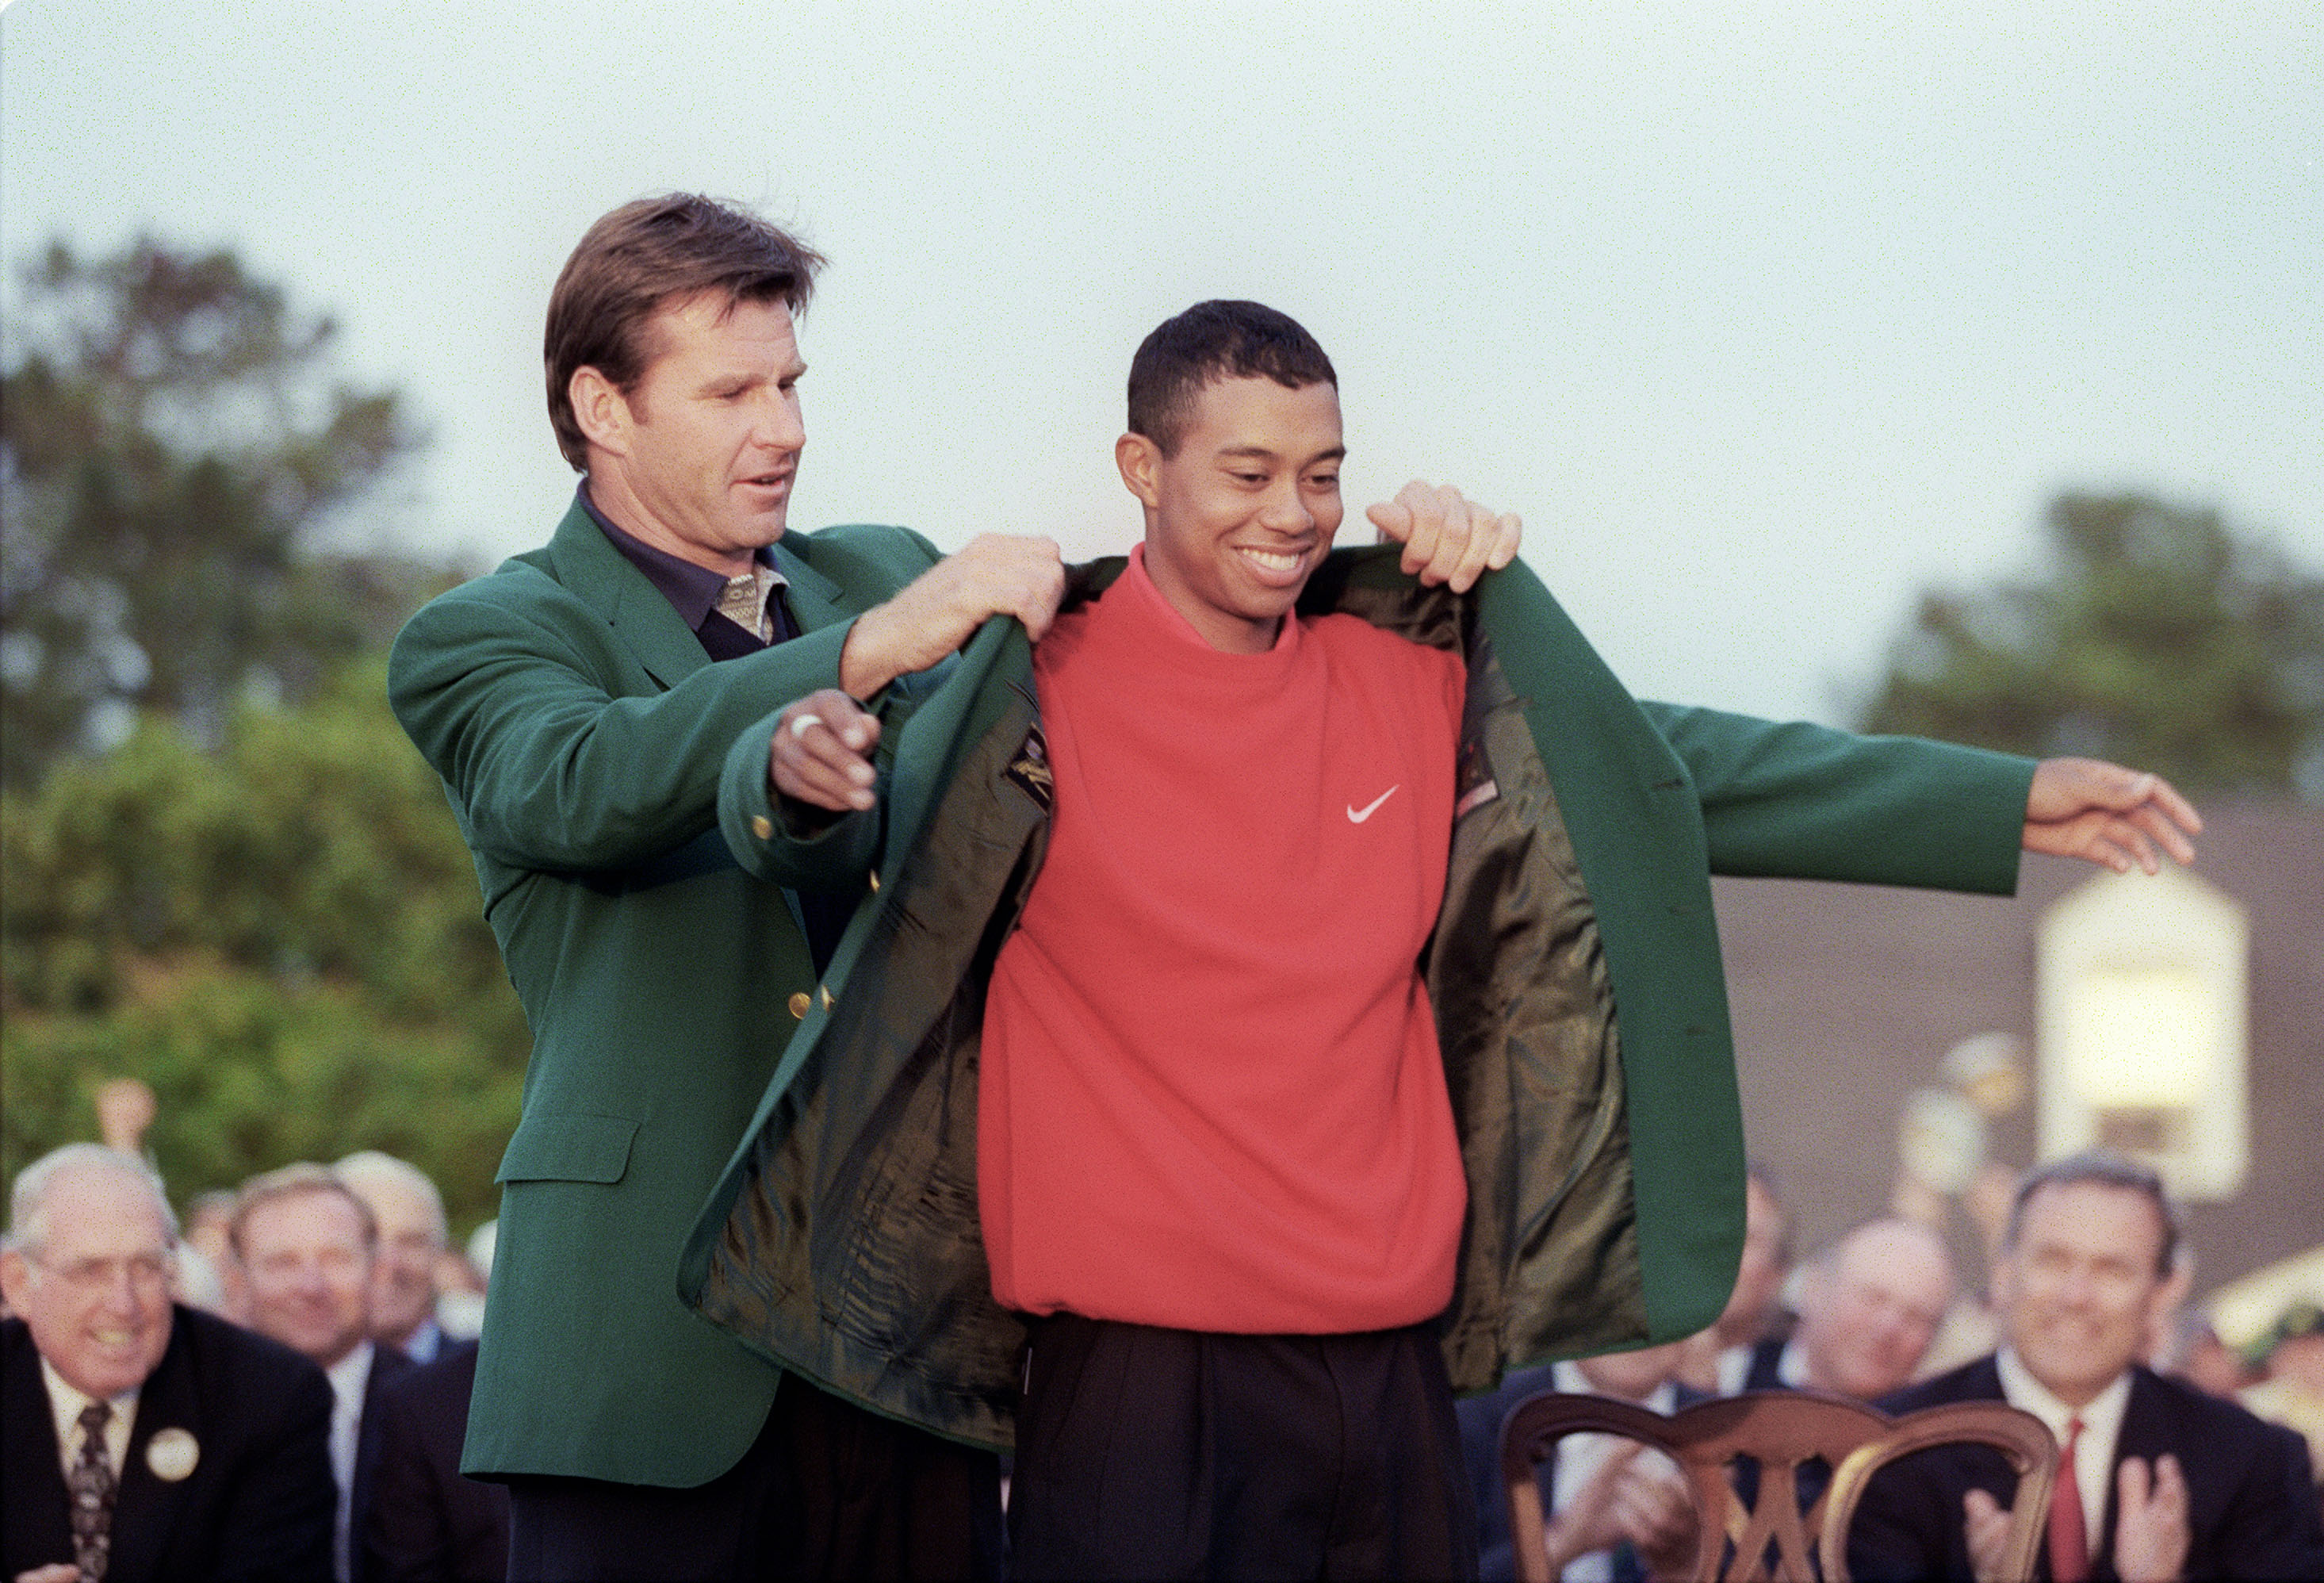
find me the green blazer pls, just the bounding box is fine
[680,549,2038,1449]
[387,500,944,1486]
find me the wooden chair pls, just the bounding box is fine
[1499,1389,2056,1583]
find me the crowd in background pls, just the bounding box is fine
[7,1089,2322,1583]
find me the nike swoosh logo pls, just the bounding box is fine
[1347,785,1400,823]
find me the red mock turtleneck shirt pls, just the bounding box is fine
[978,546,1469,1334]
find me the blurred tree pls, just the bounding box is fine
[1860,493,2324,802]
[1,658,527,1232]
[2,236,429,788]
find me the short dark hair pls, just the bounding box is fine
[1126,301,1337,458]
[545,194,826,470]
[2002,1151,2181,1279]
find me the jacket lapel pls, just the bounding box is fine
[771,537,848,635]
[546,500,852,681]
[2,1324,74,1570]
[105,1310,201,1583]
[2092,1367,2170,1581]
[544,499,710,689]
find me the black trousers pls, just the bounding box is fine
[1009,1312,1478,1581]
[503,1372,1003,1581]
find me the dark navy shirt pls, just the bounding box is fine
[577,484,800,651]
[576,482,845,969]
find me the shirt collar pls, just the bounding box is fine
[324,1338,376,1405]
[576,481,783,631]
[38,1356,139,1473]
[1995,1347,2132,1441]
[1997,1346,2131,1553]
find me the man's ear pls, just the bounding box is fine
[0,1248,29,1312]
[1116,431,1163,509]
[570,366,634,459]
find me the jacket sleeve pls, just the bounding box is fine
[718,704,886,887]
[2209,1419,2324,1581]
[1641,702,2037,895]
[388,573,855,874]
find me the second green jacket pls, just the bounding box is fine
[680,549,2036,1449]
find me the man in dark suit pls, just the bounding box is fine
[1740,1217,1955,1401]
[359,1342,509,1583]
[1460,1342,1702,1581]
[2,1144,336,1583]
[229,1163,415,1583]
[1849,1152,2324,1581]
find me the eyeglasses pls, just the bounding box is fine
[33,1251,174,1291]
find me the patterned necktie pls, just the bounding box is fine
[718,569,775,642]
[2046,1415,2089,1583]
[68,1400,117,1583]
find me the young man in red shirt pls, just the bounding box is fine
[754,302,2199,1580]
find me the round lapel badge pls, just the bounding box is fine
[145,1426,200,1481]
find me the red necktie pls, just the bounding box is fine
[2046,1415,2089,1583]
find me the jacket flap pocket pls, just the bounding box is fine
[496,1113,639,1185]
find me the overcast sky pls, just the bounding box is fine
[5,0,2318,724]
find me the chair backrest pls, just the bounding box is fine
[1499,1389,2056,1583]
[1819,1400,2057,1583]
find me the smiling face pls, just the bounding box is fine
[574,291,806,577]
[1993,1180,2173,1409]
[236,1188,376,1369]
[0,1163,176,1399]
[1796,1220,1955,1400]
[345,1174,444,1350]
[1116,375,1346,654]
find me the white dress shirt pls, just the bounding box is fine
[1548,1359,1683,1583]
[1996,1347,2132,1557]
[324,1340,377,1583]
[38,1357,138,1478]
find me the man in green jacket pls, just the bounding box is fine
[685,301,2199,1578]
[389,202,1516,1581]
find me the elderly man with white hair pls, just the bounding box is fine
[2,1144,336,1583]
[335,1152,452,1364]
[1740,1216,1956,1401]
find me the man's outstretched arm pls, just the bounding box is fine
[1648,704,2201,891]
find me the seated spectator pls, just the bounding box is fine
[2241,1303,2324,1493]
[2,1144,336,1583]
[1847,1152,2324,1582]
[234,1163,416,1582]
[361,1341,511,1583]
[1460,1341,1700,1581]
[1743,1217,1954,1401]
[334,1153,451,1364]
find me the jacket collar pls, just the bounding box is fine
[544,500,848,688]
[100,1305,201,1581]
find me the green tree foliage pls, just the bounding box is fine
[1860,493,2324,801]
[2,659,527,1232]
[2,237,428,788]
